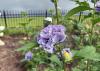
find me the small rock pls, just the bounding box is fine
[0,26,5,31]
[96,23,100,26]
[22,37,27,40]
[0,32,4,37]
[0,39,5,46]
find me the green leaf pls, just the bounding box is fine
[75,46,100,61]
[90,53,100,61]
[28,18,33,22]
[32,68,36,71]
[91,0,98,3]
[76,1,90,7]
[92,17,100,25]
[67,18,78,24]
[75,46,95,56]
[72,67,81,71]
[81,14,92,23]
[20,11,27,17]
[65,6,92,19]
[16,42,37,52]
[49,54,62,67]
[51,0,58,3]
[20,23,28,26]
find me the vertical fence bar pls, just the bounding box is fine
[44,10,47,27]
[3,10,7,28]
[10,10,12,27]
[0,10,3,26]
[45,10,48,17]
[0,10,68,33]
[14,10,16,27]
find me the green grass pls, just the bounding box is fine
[0,17,44,35]
[0,17,44,28]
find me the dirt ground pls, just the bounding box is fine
[0,34,74,71]
[0,35,26,71]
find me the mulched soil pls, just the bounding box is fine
[0,35,26,71]
[0,34,75,71]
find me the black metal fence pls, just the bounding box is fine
[0,10,46,28]
[0,10,67,29]
[0,10,90,35]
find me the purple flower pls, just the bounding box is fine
[52,32,66,43]
[96,7,100,12]
[25,51,33,61]
[44,46,55,53]
[37,25,66,53]
[95,1,100,12]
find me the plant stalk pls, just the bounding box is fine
[86,60,89,71]
[78,12,82,22]
[58,44,72,71]
[54,0,59,24]
[89,1,96,45]
[64,63,72,71]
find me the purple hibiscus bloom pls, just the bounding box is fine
[95,1,100,12]
[37,25,66,53]
[52,32,66,43]
[25,51,33,61]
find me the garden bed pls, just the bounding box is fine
[0,35,26,71]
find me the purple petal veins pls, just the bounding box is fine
[95,1,100,12]
[37,25,66,53]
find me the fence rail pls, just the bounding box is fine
[0,10,67,29]
[0,10,46,28]
[0,10,90,29]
